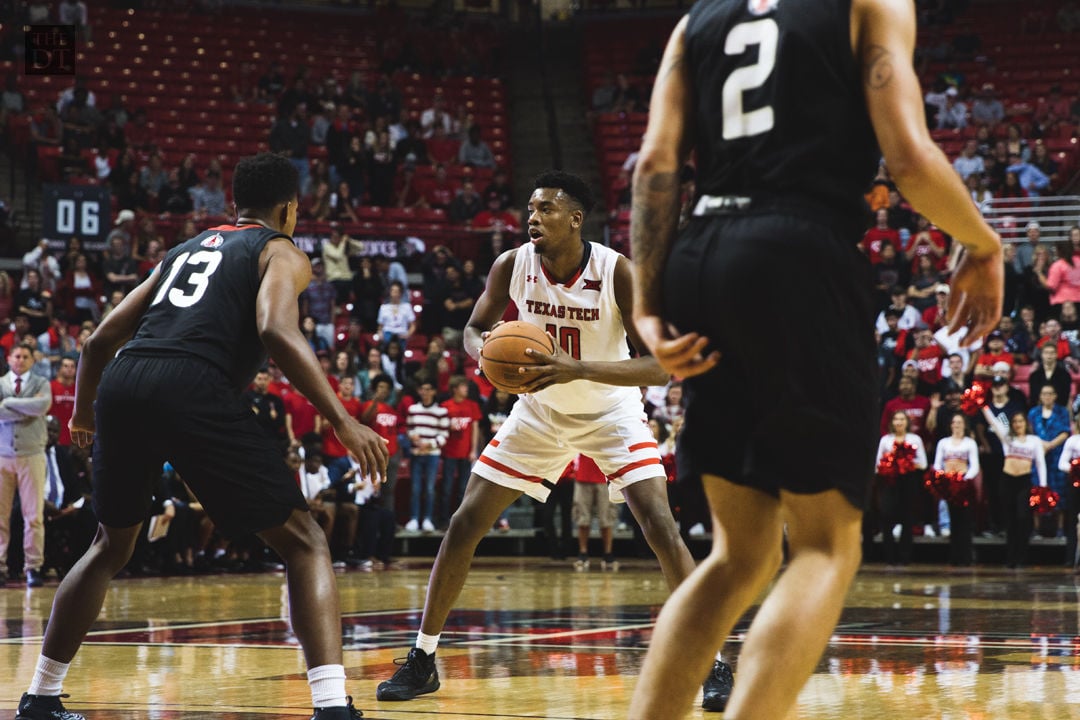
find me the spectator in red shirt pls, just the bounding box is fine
[905,214,948,271]
[284,387,319,449]
[974,330,1014,379]
[1036,318,1074,363]
[861,208,900,264]
[50,356,76,446]
[439,376,482,525]
[0,314,33,357]
[906,325,946,388]
[470,191,520,234]
[422,163,458,212]
[358,374,402,512]
[881,375,932,441]
[921,283,951,330]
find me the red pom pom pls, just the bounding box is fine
[895,442,918,475]
[960,384,988,416]
[1029,486,1061,514]
[877,451,898,482]
[924,469,974,507]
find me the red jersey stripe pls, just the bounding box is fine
[478,454,546,483]
[628,441,659,453]
[607,457,664,480]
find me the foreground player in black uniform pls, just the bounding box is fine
[16,153,387,720]
[629,0,1002,718]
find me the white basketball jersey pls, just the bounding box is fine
[508,241,641,415]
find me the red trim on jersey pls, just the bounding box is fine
[539,241,592,288]
[478,454,545,483]
[607,457,664,480]
[628,441,658,453]
[207,223,263,232]
[490,439,501,447]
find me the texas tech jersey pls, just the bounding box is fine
[686,0,879,221]
[123,223,287,387]
[508,241,641,416]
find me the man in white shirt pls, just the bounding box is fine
[0,344,52,587]
[953,139,985,180]
[376,281,416,344]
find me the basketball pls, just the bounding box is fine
[480,321,556,394]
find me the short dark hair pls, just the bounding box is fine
[372,373,393,390]
[233,153,299,212]
[533,170,595,215]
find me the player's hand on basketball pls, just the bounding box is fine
[69,410,96,448]
[334,418,390,483]
[947,242,1004,347]
[479,321,507,343]
[517,340,582,393]
[634,315,720,379]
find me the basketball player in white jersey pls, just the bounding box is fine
[376,170,733,710]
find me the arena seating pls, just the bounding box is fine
[7,3,511,262]
[581,8,1080,252]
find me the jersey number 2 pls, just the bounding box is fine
[722,18,779,140]
[151,250,223,308]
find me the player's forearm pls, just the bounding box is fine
[888,144,999,258]
[579,356,668,388]
[630,165,682,317]
[262,328,350,428]
[464,325,484,362]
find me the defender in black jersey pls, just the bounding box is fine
[628,0,1002,718]
[16,154,383,720]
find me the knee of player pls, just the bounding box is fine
[634,503,680,541]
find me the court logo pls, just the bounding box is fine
[25,25,76,76]
[201,233,223,248]
[748,0,778,15]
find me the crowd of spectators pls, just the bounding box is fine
[864,160,1080,565]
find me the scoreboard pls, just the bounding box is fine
[41,184,111,251]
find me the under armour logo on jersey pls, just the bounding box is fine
[200,233,223,248]
[748,0,778,14]
[526,274,539,283]
[583,279,602,292]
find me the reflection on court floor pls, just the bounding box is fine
[3,559,1080,718]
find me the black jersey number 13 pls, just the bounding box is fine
[151,250,224,308]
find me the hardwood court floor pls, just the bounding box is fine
[4,558,1080,719]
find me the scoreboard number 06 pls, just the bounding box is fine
[55,198,100,236]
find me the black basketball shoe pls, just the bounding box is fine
[311,695,363,718]
[15,693,85,720]
[701,660,734,712]
[375,647,440,700]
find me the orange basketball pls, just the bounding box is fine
[480,321,556,394]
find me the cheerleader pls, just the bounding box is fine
[933,413,980,565]
[1055,419,1080,567]
[875,411,928,565]
[982,407,1047,568]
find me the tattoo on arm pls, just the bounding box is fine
[630,171,682,314]
[863,44,894,90]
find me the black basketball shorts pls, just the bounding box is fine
[91,353,307,537]
[664,211,879,510]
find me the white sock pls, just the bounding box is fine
[416,631,440,656]
[715,651,724,664]
[307,664,346,708]
[27,655,69,696]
